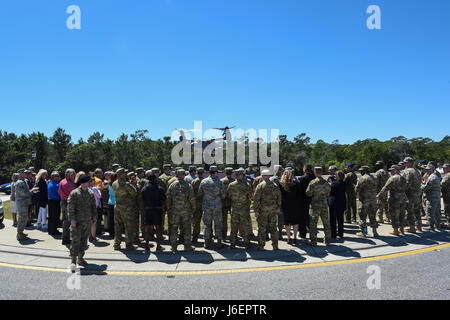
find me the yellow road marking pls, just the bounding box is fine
[0,243,449,276]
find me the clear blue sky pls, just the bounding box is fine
[1,0,449,144]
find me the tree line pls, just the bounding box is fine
[0,128,448,184]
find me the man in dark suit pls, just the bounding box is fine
[297,164,315,239]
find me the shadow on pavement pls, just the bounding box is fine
[17,239,44,245]
[82,263,108,276]
[0,223,5,230]
[247,248,306,263]
[122,250,151,264]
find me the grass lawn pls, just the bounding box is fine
[2,200,12,220]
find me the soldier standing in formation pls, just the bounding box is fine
[15,168,39,240]
[68,175,97,267]
[305,167,332,246]
[421,164,442,231]
[403,157,423,233]
[355,166,378,237]
[377,165,407,236]
[166,169,196,252]
[112,168,138,250]
[374,161,390,223]
[270,165,285,240]
[198,166,226,249]
[442,164,450,227]
[253,169,281,250]
[220,167,235,240]
[344,162,358,223]
[191,167,205,243]
[227,168,253,249]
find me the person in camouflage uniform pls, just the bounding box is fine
[220,167,235,240]
[270,165,285,240]
[68,175,97,266]
[135,168,147,239]
[355,166,378,237]
[344,163,358,223]
[421,164,442,231]
[441,164,450,227]
[403,157,423,232]
[166,169,196,252]
[227,168,253,249]
[305,167,331,246]
[377,165,407,235]
[198,166,226,249]
[159,164,173,234]
[191,167,205,243]
[127,172,141,244]
[374,161,390,223]
[253,169,281,250]
[112,168,139,250]
[15,168,36,240]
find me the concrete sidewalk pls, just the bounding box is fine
[0,218,449,272]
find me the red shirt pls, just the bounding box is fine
[58,178,76,200]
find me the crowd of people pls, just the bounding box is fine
[8,158,450,268]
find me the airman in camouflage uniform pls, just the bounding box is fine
[166,169,196,252]
[253,170,281,250]
[68,175,97,266]
[127,172,141,244]
[198,166,226,248]
[374,161,390,223]
[344,163,358,223]
[227,168,253,249]
[14,168,34,240]
[403,157,423,232]
[191,167,205,243]
[270,165,285,240]
[421,165,442,231]
[355,166,378,237]
[305,167,332,245]
[377,165,407,235]
[112,168,139,250]
[220,167,235,240]
[441,164,450,226]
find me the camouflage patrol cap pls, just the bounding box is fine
[389,165,400,171]
[163,164,172,169]
[274,165,284,172]
[188,165,197,172]
[261,169,271,176]
[116,168,125,175]
[127,172,136,179]
[443,164,450,169]
[176,168,186,176]
[146,170,155,177]
[225,167,233,174]
[403,157,414,163]
[197,167,205,173]
[328,165,338,171]
[314,166,323,172]
[17,168,26,174]
[234,168,245,174]
[151,168,160,174]
[398,161,405,166]
[24,170,30,174]
[358,166,370,172]
[375,161,385,166]
[209,165,219,173]
[424,165,435,170]
[135,167,144,173]
[112,164,120,168]
[285,167,293,171]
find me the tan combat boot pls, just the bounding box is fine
[389,228,400,236]
[399,227,405,235]
[416,225,422,232]
[372,228,379,237]
[406,227,416,234]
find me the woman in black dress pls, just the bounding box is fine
[280,170,301,244]
[328,171,347,240]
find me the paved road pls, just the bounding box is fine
[1,246,449,300]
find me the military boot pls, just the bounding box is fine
[125,244,137,251]
[77,257,87,267]
[272,244,279,250]
[17,233,29,241]
[216,240,224,249]
[389,228,400,236]
[399,227,405,235]
[372,228,379,237]
[184,245,194,252]
[416,225,422,232]
[192,235,198,244]
[406,227,416,234]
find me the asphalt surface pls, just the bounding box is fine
[1,246,449,300]
[0,193,10,203]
